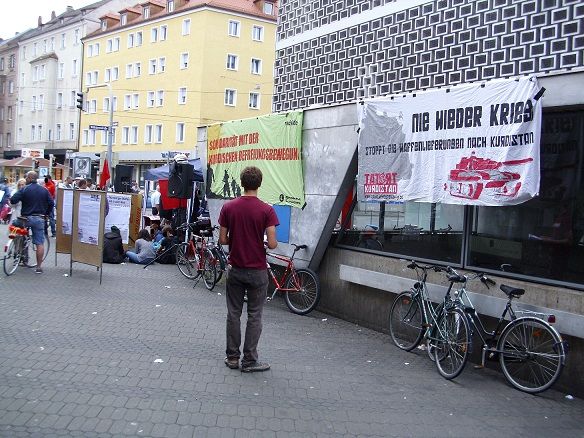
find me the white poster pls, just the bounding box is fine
[105,193,132,244]
[357,76,543,206]
[77,193,100,245]
[61,190,73,235]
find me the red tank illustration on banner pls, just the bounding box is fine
[445,152,533,200]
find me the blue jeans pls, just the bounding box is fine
[125,251,153,265]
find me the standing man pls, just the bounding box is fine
[44,175,56,237]
[62,176,74,189]
[150,185,161,216]
[218,166,279,372]
[10,171,54,274]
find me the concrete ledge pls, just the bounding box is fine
[339,264,584,338]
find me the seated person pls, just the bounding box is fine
[156,226,178,264]
[153,225,164,243]
[103,226,125,264]
[125,229,157,264]
[149,222,160,241]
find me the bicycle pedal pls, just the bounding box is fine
[473,364,485,370]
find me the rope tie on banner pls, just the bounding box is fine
[533,87,546,101]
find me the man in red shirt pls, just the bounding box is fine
[218,166,279,372]
[44,175,56,237]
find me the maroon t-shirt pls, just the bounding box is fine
[218,196,279,269]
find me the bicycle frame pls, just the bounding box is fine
[266,252,297,300]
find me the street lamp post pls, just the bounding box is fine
[86,83,114,188]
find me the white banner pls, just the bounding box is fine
[357,76,543,206]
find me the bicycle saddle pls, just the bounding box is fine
[500,284,525,298]
[293,244,307,250]
[447,273,466,283]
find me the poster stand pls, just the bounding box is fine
[70,190,106,284]
[55,188,74,265]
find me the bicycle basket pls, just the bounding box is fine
[8,224,27,238]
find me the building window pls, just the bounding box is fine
[252,25,264,41]
[154,124,163,143]
[101,20,107,31]
[101,131,108,146]
[149,59,157,74]
[32,96,37,111]
[70,91,76,107]
[106,39,113,52]
[74,29,80,44]
[105,68,111,82]
[122,127,130,144]
[131,126,138,144]
[126,64,133,79]
[178,87,187,104]
[176,122,185,142]
[7,106,12,120]
[103,97,110,112]
[182,19,191,35]
[124,94,131,110]
[145,125,153,143]
[113,37,120,51]
[251,58,262,75]
[249,92,260,109]
[69,123,75,140]
[0,57,4,70]
[224,89,236,106]
[228,20,240,37]
[38,125,43,141]
[112,66,119,80]
[156,90,164,106]
[57,92,63,109]
[61,33,66,49]
[50,37,55,51]
[264,2,274,15]
[128,33,135,48]
[151,27,158,42]
[89,99,97,113]
[82,129,89,145]
[226,54,238,70]
[147,91,155,107]
[120,14,127,25]
[143,6,150,18]
[160,25,167,41]
[58,63,64,79]
[9,54,15,68]
[132,93,139,109]
[167,0,174,12]
[158,57,166,73]
[72,59,78,76]
[134,62,141,77]
[31,125,35,141]
[180,52,189,69]
[95,43,100,55]
[38,94,44,110]
[136,31,143,46]
[8,81,14,94]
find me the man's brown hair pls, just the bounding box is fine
[240,166,263,191]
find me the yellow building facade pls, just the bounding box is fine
[79,1,277,185]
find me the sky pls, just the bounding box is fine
[1,0,91,41]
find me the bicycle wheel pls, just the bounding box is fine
[176,243,198,279]
[498,317,565,393]
[434,307,471,379]
[389,291,424,351]
[23,237,37,268]
[201,249,217,290]
[284,268,321,315]
[3,238,22,276]
[212,246,227,283]
[426,302,446,362]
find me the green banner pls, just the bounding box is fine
[206,112,305,208]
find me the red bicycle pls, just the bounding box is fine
[175,222,217,290]
[266,244,321,315]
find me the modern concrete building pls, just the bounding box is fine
[10,0,137,171]
[79,0,277,186]
[202,0,584,395]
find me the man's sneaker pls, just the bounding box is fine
[35,268,43,274]
[241,361,270,373]
[224,357,239,369]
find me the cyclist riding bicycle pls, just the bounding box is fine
[10,171,54,274]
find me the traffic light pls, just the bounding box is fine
[76,92,84,111]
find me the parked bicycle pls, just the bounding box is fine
[207,225,228,283]
[389,261,471,379]
[175,221,217,290]
[3,217,50,276]
[440,266,568,393]
[266,244,321,315]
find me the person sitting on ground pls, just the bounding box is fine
[156,226,178,264]
[153,224,164,243]
[125,229,156,264]
[149,222,160,241]
[103,226,125,264]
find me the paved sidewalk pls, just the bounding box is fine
[0,233,582,437]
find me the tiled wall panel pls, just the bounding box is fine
[274,0,584,112]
